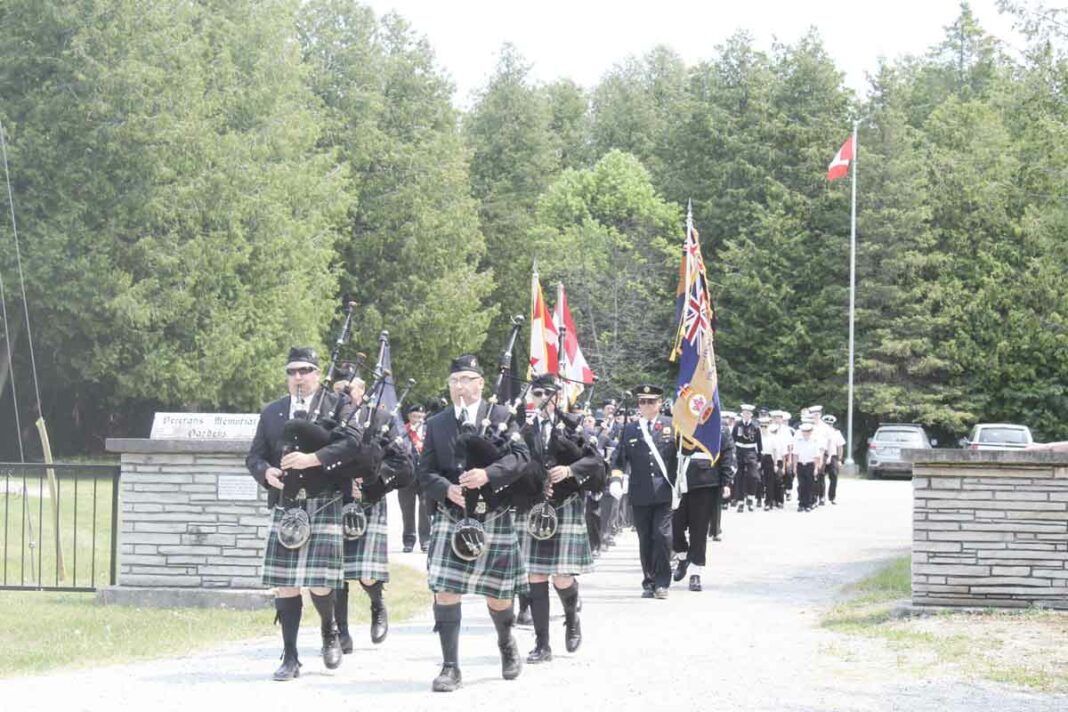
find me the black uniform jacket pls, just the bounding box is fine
[610,416,678,507]
[246,391,369,508]
[731,418,763,458]
[717,425,737,487]
[416,400,530,508]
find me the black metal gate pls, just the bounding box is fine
[0,462,119,591]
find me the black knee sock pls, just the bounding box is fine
[310,591,336,637]
[360,580,384,610]
[334,582,350,636]
[517,592,530,615]
[529,581,551,648]
[433,602,461,666]
[487,604,515,648]
[275,596,302,660]
[555,579,579,623]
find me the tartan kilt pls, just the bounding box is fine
[262,493,344,589]
[342,499,390,582]
[427,506,529,600]
[520,495,594,576]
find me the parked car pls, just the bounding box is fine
[960,423,1034,451]
[868,423,934,478]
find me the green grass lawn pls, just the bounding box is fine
[0,467,116,589]
[822,555,1068,693]
[0,563,430,677]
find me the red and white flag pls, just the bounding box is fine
[553,283,595,406]
[827,135,854,181]
[528,271,558,378]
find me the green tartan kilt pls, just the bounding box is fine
[426,505,529,600]
[519,495,594,576]
[262,493,345,589]
[342,499,390,582]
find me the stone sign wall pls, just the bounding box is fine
[910,449,1068,609]
[105,438,266,590]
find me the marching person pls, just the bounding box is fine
[333,377,415,654]
[417,354,531,692]
[765,420,790,510]
[810,405,833,506]
[399,404,431,552]
[519,374,604,663]
[709,415,735,540]
[758,415,774,510]
[246,347,381,681]
[793,421,822,512]
[731,404,763,512]
[822,414,846,504]
[610,384,678,599]
[718,410,736,513]
[773,411,795,501]
[672,431,732,591]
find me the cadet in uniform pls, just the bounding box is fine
[731,404,763,513]
[822,414,846,504]
[416,354,531,692]
[610,385,677,599]
[793,422,822,512]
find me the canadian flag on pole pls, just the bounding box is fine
[553,283,595,406]
[528,271,558,377]
[827,134,854,181]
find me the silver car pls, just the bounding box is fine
[868,424,934,478]
[961,423,1034,451]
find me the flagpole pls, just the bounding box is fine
[845,120,858,469]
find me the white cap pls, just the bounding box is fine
[800,422,814,432]
[822,414,836,424]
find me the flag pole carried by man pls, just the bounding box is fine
[668,201,725,592]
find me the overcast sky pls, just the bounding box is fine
[360,0,1025,106]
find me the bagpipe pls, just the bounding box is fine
[449,316,529,562]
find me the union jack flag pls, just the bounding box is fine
[670,202,721,460]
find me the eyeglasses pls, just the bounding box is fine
[447,375,480,386]
[531,389,546,398]
[286,366,317,376]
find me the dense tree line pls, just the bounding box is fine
[0,1,1065,458]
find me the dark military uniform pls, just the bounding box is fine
[611,410,678,594]
[731,412,763,511]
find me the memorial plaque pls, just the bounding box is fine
[151,413,260,440]
[217,474,260,501]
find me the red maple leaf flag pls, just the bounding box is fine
[827,134,854,181]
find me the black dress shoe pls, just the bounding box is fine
[273,655,301,681]
[432,663,462,692]
[500,636,522,680]
[526,645,553,664]
[653,586,669,600]
[641,589,655,599]
[689,575,702,592]
[564,616,582,653]
[420,542,429,553]
[516,608,533,626]
[322,629,343,670]
[712,534,722,541]
[673,558,689,582]
[339,631,354,655]
[402,544,414,553]
[370,602,388,644]
[736,503,744,512]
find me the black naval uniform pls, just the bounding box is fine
[611,413,678,595]
[731,416,763,511]
[398,415,431,551]
[672,437,732,590]
[334,402,414,655]
[417,365,531,692]
[247,384,379,681]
